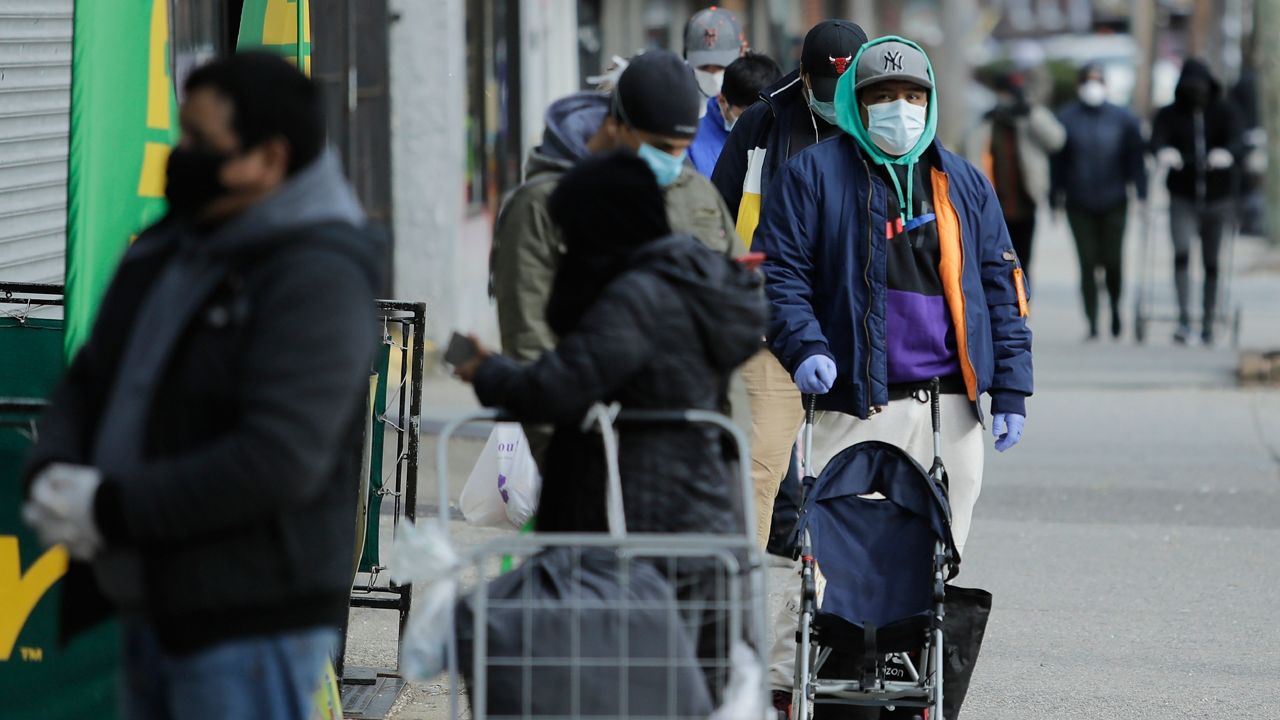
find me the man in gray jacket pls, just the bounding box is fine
[22,53,381,719]
[966,70,1065,274]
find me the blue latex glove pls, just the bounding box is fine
[794,355,837,395]
[992,413,1025,452]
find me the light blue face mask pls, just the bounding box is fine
[637,143,686,187]
[807,88,838,125]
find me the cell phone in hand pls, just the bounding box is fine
[443,332,479,367]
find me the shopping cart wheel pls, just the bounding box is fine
[1232,307,1243,348]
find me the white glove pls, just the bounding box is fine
[22,463,104,561]
[1207,148,1234,170]
[1157,147,1184,170]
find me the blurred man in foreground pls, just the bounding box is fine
[22,53,382,720]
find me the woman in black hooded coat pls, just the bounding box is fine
[457,151,766,695]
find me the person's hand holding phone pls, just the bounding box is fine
[446,332,491,384]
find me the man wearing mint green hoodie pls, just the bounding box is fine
[753,37,1033,711]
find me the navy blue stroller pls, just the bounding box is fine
[790,380,959,719]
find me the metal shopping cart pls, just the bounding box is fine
[434,404,769,719]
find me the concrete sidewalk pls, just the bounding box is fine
[354,195,1280,718]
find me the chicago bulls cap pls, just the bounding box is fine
[854,39,933,91]
[684,7,743,69]
[800,20,869,102]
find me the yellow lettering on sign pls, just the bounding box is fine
[138,142,171,199]
[0,537,67,662]
[145,0,171,131]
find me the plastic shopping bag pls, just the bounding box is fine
[459,423,541,529]
[708,641,771,720]
[387,519,460,680]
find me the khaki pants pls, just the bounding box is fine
[740,349,805,547]
[768,395,985,689]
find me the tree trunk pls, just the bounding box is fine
[1257,0,1280,244]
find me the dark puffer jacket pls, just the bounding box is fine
[474,235,765,535]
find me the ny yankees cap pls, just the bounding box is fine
[854,40,932,91]
[684,7,743,69]
[800,20,869,102]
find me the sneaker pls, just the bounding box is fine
[1173,324,1192,345]
[1202,328,1215,346]
[1111,312,1123,339]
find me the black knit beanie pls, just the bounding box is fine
[611,49,701,138]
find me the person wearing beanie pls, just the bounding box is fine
[709,18,868,558]
[1051,64,1148,340]
[491,52,738,465]
[750,36,1033,715]
[459,151,766,700]
[684,6,747,117]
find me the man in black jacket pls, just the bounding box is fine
[1150,58,1243,344]
[21,53,382,720]
[709,18,868,551]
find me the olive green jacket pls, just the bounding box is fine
[491,151,740,362]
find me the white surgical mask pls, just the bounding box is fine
[1079,81,1107,107]
[865,100,927,157]
[695,68,724,99]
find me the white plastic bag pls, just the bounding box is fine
[459,422,541,529]
[386,519,460,680]
[707,641,771,720]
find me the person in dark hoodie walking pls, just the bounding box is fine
[1051,63,1148,340]
[20,53,382,720]
[458,151,766,698]
[710,18,868,550]
[1150,58,1243,344]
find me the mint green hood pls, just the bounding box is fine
[834,36,938,218]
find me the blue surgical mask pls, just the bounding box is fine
[807,88,838,125]
[637,143,685,187]
[865,99,928,157]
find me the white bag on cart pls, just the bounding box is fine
[459,422,540,529]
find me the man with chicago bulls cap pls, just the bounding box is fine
[709,18,868,567]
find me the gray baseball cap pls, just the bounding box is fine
[684,7,742,69]
[854,40,933,91]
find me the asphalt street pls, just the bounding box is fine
[351,201,1280,719]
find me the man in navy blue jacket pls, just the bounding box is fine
[755,34,1034,699]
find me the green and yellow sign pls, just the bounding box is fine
[238,0,313,75]
[63,0,178,359]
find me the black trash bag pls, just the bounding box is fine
[941,584,991,719]
[455,547,714,719]
[811,586,991,720]
[766,452,803,558]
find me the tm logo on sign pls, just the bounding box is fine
[0,536,67,663]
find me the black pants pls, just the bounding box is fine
[1068,204,1127,333]
[1004,214,1036,272]
[1169,197,1229,330]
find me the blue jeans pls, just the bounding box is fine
[122,619,338,720]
